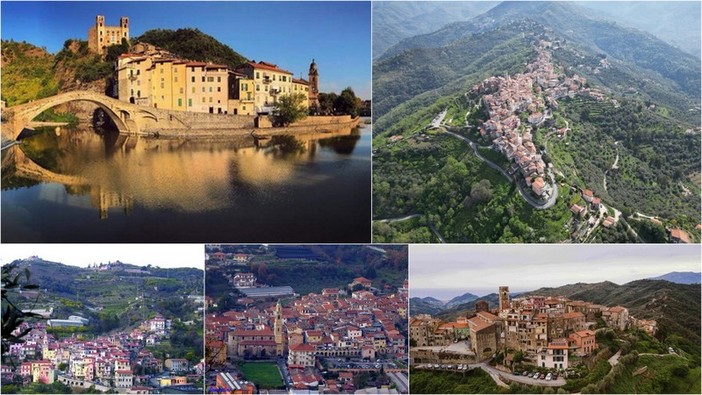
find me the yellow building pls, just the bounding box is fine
[185,62,230,114]
[150,59,187,111]
[292,78,311,109]
[117,52,229,113]
[88,15,129,55]
[117,54,154,106]
[235,61,295,113]
[228,72,255,115]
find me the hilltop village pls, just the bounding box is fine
[2,315,204,393]
[205,251,409,394]
[410,286,657,378]
[472,39,600,200]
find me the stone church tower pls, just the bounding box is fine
[498,286,510,312]
[308,59,320,113]
[274,300,285,356]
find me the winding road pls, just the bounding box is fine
[443,129,559,209]
[603,141,620,192]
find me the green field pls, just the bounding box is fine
[240,362,285,389]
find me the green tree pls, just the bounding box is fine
[334,87,361,117]
[2,263,41,363]
[319,92,337,115]
[273,92,308,126]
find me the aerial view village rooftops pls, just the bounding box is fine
[205,245,409,394]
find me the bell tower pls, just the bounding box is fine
[498,286,510,312]
[308,59,320,113]
[274,300,284,356]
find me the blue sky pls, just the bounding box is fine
[1,1,371,98]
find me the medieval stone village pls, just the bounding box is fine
[410,285,657,387]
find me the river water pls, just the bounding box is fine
[1,124,371,242]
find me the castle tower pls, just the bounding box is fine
[498,286,510,312]
[88,15,130,55]
[308,59,320,113]
[119,16,130,44]
[274,300,284,356]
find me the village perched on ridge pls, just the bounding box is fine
[410,285,659,388]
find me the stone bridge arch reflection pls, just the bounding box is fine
[1,125,364,221]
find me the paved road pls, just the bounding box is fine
[482,364,566,388]
[443,130,559,209]
[387,372,409,393]
[375,214,420,223]
[608,349,622,366]
[427,223,446,243]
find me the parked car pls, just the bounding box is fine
[546,373,552,381]
[533,372,540,379]
[539,373,546,380]
[522,370,529,376]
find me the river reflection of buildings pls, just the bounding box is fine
[8,126,363,219]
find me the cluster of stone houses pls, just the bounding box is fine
[472,39,599,199]
[411,286,655,371]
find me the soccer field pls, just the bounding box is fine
[240,362,285,389]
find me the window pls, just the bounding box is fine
[160,68,164,74]
[191,67,195,72]
[217,87,221,92]
[207,77,214,82]
[174,76,178,82]
[188,99,192,107]
[283,76,287,82]
[209,97,213,103]
[202,97,205,103]
[273,75,276,81]
[202,87,205,92]
[131,89,134,96]
[209,87,212,93]
[256,84,260,91]
[137,90,141,98]
[179,87,184,94]
[256,72,260,79]
[178,98,182,107]
[202,76,205,82]
[160,82,164,89]
[217,76,221,82]
[191,76,195,83]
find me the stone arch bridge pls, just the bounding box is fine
[1,90,254,142]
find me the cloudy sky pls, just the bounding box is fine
[1,244,204,269]
[411,244,701,300]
